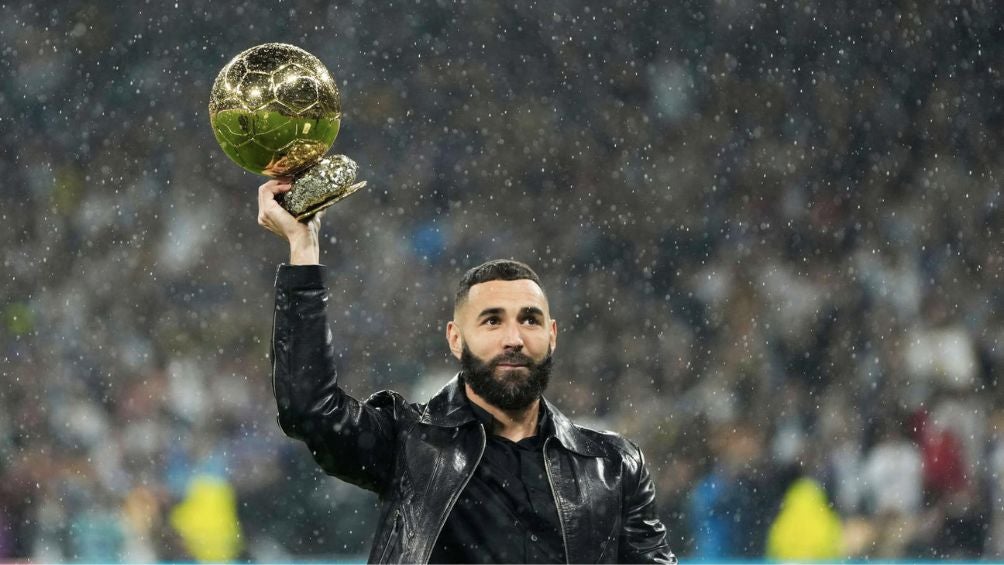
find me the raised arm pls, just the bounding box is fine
[260,180,406,494]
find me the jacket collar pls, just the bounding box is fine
[419,374,608,457]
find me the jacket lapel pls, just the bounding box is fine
[418,374,477,428]
[543,397,609,458]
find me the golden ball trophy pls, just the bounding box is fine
[209,43,365,219]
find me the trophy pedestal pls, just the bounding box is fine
[279,155,366,220]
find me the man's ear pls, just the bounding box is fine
[446,320,463,360]
[550,319,558,353]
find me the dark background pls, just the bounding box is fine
[2,0,1003,560]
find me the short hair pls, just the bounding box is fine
[454,259,544,311]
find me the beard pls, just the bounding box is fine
[460,344,553,411]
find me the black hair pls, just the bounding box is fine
[454,259,544,310]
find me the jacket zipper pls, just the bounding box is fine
[543,436,571,564]
[377,509,402,563]
[269,303,279,402]
[422,423,487,564]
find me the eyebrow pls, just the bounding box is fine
[476,306,545,319]
[519,306,545,319]
[477,307,505,319]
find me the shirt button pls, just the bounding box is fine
[531,534,539,542]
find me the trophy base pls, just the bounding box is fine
[291,181,366,220]
[281,155,365,220]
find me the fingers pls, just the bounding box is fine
[259,178,292,193]
[258,179,292,209]
[258,181,291,212]
[256,180,322,243]
[258,181,294,235]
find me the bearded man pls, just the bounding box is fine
[258,179,676,564]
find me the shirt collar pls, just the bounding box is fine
[420,374,608,457]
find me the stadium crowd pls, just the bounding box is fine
[2,0,1003,560]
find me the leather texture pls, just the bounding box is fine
[271,265,677,563]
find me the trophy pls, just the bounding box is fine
[209,43,365,220]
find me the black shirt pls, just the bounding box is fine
[428,394,566,564]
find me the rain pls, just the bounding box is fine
[1,0,1003,561]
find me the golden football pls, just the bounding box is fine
[209,43,341,177]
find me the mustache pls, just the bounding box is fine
[490,350,535,367]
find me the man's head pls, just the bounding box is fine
[447,260,557,411]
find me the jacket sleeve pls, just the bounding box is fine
[271,264,402,494]
[618,440,677,564]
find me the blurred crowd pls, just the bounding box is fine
[2,0,1004,561]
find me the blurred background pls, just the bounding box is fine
[2,0,1004,561]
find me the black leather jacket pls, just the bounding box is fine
[271,265,677,563]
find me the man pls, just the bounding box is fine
[258,179,676,564]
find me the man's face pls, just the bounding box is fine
[447,279,558,410]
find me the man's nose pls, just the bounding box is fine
[501,321,524,350]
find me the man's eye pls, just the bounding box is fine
[523,318,540,325]
[484,317,500,325]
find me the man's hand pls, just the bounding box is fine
[257,179,323,265]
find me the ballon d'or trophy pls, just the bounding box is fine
[209,43,365,220]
